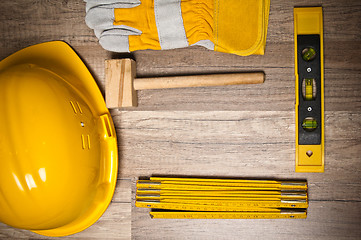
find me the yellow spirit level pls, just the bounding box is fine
[294,7,324,172]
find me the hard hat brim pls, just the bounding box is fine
[0,41,118,237]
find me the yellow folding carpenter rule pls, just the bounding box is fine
[137,189,307,198]
[294,7,324,172]
[136,191,307,200]
[136,177,308,219]
[136,199,308,210]
[149,210,307,219]
[137,179,307,191]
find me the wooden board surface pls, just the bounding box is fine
[0,0,360,239]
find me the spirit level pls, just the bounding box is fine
[294,7,324,172]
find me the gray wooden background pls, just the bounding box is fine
[0,0,360,239]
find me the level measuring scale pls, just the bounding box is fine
[294,7,324,172]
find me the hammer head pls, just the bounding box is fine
[105,59,137,108]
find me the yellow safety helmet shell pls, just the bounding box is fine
[0,41,118,236]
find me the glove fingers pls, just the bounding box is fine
[85,5,142,33]
[85,0,140,12]
[96,26,141,37]
[94,26,141,40]
[86,7,114,29]
[99,29,131,52]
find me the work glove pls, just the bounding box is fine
[85,0,270,56]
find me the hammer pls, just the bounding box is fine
[105,59,264,108]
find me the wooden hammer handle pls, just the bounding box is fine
[133,72,264,90]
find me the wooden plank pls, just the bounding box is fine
[114,110,361,200]
[0,1,92,47]
[113,178,132,203]
[0,203,131,240]
[133,40,361,76]
[132,201,361,240]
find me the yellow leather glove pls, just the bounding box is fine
[85,0,270,56]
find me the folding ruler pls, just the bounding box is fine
[149,210,307,219]
[294,7,324,172]
[136,177,308,219]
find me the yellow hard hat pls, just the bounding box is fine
[0,41,118,237]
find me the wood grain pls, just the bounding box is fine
[133,72,264,90]
[0,203,131,240]
[132,201,361,240]
[0,0,361,239]
[114,111,361,194]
